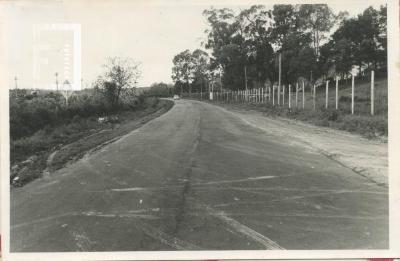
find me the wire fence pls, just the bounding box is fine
[182,71,387,117]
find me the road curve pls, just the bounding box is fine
[11,99,388,251]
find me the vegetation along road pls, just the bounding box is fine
[11,99,388,251]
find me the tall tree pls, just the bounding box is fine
[191,49,210,93]
[171,50,195,95]
[297,4,336,58]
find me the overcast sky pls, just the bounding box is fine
[1,0,386,89]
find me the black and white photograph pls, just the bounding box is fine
[0,0,399,260]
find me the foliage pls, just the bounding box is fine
[94,57,141,108]
[171,49,212,94]
[172,4,387,92]
[147,82,174,97]
[9,87,140,140]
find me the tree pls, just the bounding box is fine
[191,49,210,93]
[148,82,173,97]
[297,4,336,58]
[171,50,195,95]
[95,57,141,108]
[329,5,386,76]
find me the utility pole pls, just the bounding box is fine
[278,53,282,88]
[14,76,18,89]
[325,80,329,109]
[335,76,339,110]
[351,74,355,114]
[278,53,281,106]
[244,66,248,91]
[371,71,375,115]
[55,72,59,91]
[244,66,248,102]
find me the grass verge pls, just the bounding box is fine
[10,97,173,187]
[207,100,387,140]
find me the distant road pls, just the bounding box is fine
[11,99,388,251]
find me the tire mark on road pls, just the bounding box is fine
[203,205,284,250]
[227,212,387,220]
[136,220,202,250]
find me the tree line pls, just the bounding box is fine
[171,4,387,94]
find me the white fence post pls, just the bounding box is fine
[261,88,264,103]
[335,76,339,110]
[325,80,329,109]
[272,85,275,106]
[313,84,316,110]
[296,82,298,108]
[351,74,355,114]
[288,84,291,109]
[371,70,375,115]
[268,86,271,101]
[302,81,305,109]
[278,84,280,105]
[282,85,285,106]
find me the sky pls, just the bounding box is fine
[1,0,386,89]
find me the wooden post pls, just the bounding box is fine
[244,66,248,92]
[371,70,375,115]
[268,86,271,101]
[261,88,264,103]
[351,74,355,114]
[272,85,275,106]
[313,84,316,110]
[278,53,281,102]
[296,83,298,108]
[335,76,339,110]
[283,85,285,106]
[288,84,291,109]
[302,81,305,109]
[278,84,280,105]
[325,80,329,109]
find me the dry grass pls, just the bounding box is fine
[205,77,387,139]
[10,98,173,187]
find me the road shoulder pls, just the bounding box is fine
[207,102,388,186]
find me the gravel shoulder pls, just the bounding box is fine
[211,103,388,186]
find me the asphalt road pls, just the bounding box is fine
[11,99,388,251]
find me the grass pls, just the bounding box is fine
[204,76,388,139]
[10,97,173,187]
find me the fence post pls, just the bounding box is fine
[261,88,264,103]
[351,74,355,114]
[288,84,291,109]
[272,85,275,106]
[278,84,280,105]
[296,83,298,108]
[313,84,316,110]
[371,70,375,115]
[325,80,329,109]
[302,81,305,109]
[258,88,260,103]
[335,76,339,110]
[283,85,285,106]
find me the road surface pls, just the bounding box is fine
[11,99,388,251]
